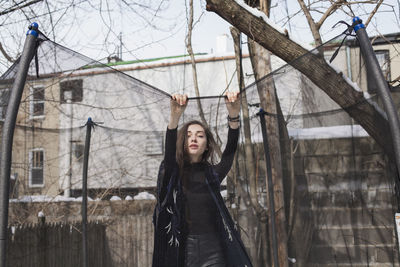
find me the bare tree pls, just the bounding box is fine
[208,0,395,266]
[185,0,208,126]
[206,0,395,160]
[0,0,176,73]
[295,0,386,47]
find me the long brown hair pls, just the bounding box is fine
[176,120,217,173]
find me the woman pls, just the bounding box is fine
[152,92,253,267]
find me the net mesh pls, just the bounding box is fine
[1,31,399,266]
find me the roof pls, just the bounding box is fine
[103,53,208,67]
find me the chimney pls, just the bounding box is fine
[216,34,231,54]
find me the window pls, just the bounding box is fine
[145,158,160,178]
[0,88,10,120]
[145,133,163,155]
[30,86,45,118]
[367,50,391,93]
[29,149,44,187]
[72,142,84,161]
[375,50,391,81]
[60,79,83,103]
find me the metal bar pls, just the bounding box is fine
[82,117,93,267]
[353,17,400,179]
[0,23,39,267]
[257,109,280,267]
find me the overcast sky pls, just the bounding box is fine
[1,0,400,74]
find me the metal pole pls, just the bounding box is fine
[257,109,280,267]
[82,117,93,267]
[353,17,400,178]
[0,22,39,267]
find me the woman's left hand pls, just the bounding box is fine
[225,91,240,117]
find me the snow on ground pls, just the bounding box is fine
[134,192,156,200]
[10,195,75,203]
[74,196,93,202]
[220,189,227,198]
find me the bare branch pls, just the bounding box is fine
[0,0,43,16]
[297,0,323,46]
[365,0,384,27]
[185,0,208,127]
[0,42,15,63]
[316,0,344,28]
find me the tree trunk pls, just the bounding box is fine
[247,1,289,266]
[297,0,322,47]
[231,26,266,267]
[205,0,394,161]
[248,39,288,267]
[186,0,208,127]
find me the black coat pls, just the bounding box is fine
[152,161,253,267]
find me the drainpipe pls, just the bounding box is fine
[64,90,73,197]
[346,45,352,81]
[0,23,39,267]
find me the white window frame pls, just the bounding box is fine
[145,133,164,155]
[29,85,45,120]
[29,148,45,188]
[0,88,10,121]
[375,50,391,81]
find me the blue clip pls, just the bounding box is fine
[29,22,39,30]
[352,17,365,32]
[26,30,38,37]
[26,22,39,37]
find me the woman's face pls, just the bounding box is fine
[186,124,207,163]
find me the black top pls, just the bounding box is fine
[164,126,239,234]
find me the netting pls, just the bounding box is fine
[1,31,399,266]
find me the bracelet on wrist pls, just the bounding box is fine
[227,115,240,122]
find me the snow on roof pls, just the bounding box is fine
[58,52,242,78]
[288,125,369,140]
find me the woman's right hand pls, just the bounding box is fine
[168,94,188,129]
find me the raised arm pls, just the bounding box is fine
[214,92,241,181]
[225,91,241,130]
[214,126,239,182]
[168,94,188,129]
[165,94,188,164]
[157,94,188,203]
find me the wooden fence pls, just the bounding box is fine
[7,222,111,267]
[8,200,155,267]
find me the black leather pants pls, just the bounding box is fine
[185,233,226,267]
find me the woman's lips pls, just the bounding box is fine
[189,144,198,149]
